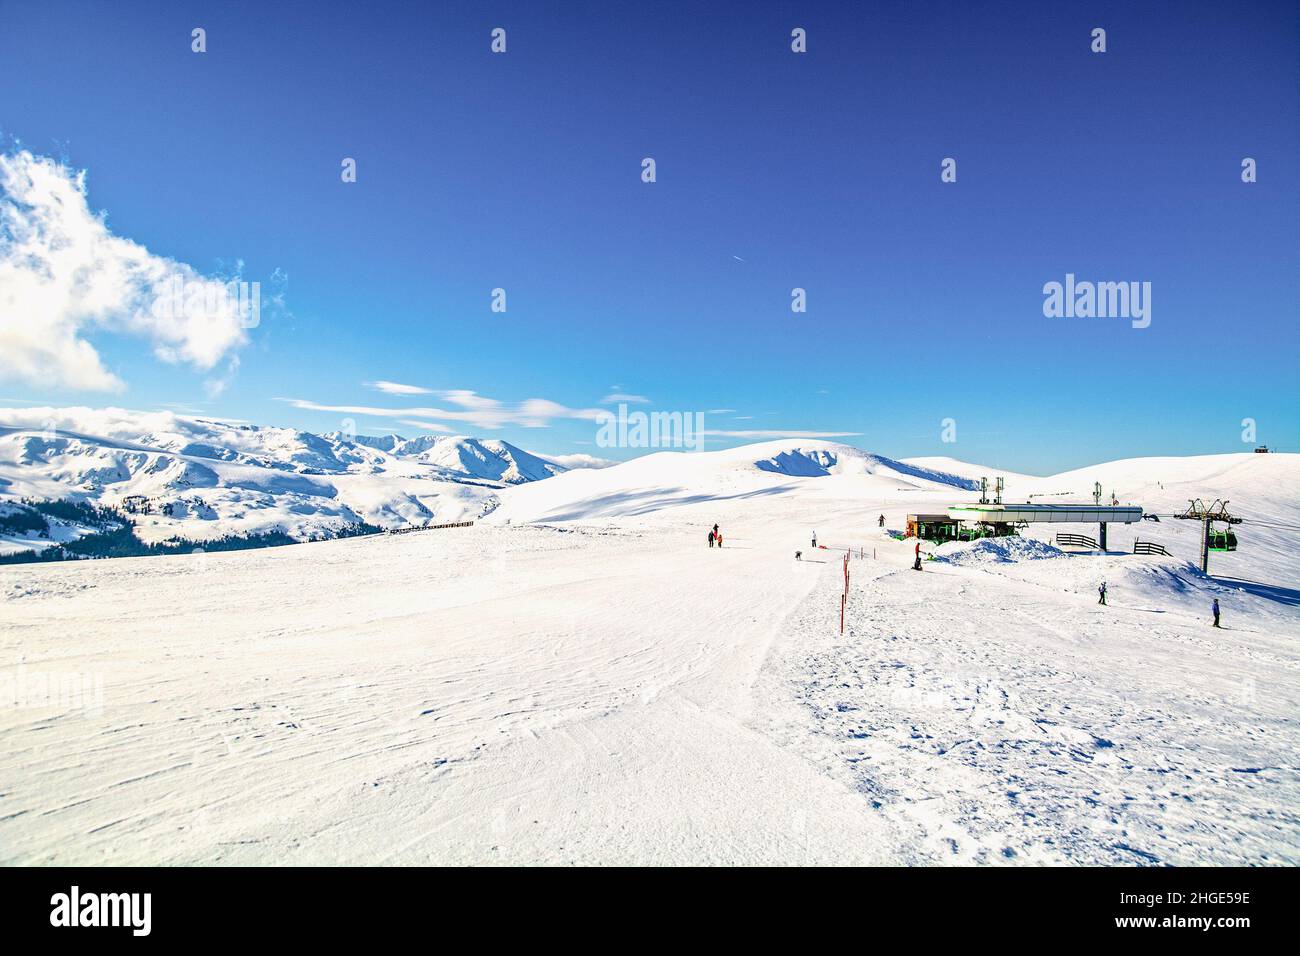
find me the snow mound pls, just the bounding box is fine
[936,536,1065,565]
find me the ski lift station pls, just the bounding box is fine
[908,478,1144,549]
[944,503,1143,548]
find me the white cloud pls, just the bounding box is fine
[204,356,241,399]
[0,404,203,439]
[600,393,650,405]
[0,149,253,391]
[395,418,456,433]
[366,380,432,395]
[278,390,606,431]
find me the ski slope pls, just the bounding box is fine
[1,440,1297,864]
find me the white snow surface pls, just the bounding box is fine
[1,428,1297,865]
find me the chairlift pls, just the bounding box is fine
[1207,529,1238,552]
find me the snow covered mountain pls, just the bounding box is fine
[4,407,1296,574]
[488,440,981,524]
[0,407,574,554]
[486,439,1298,592]
[322,433,564,484]
[749,444,980,486]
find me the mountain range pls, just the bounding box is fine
[3,407,1295,566]
[0,407,582,552]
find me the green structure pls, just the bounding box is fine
[906,513,1008,545]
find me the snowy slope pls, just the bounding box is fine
[1,421,1297,864]
[489,440,978,523]
[2,453,1295,865]
[994,453,1300,587]
[492,442,1298,587]
[900,456,1038,484]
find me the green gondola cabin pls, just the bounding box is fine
[1208,529,1238,552]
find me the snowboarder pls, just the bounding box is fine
[1098,582,1107,606]
[878,514,885,528]
[1212,598,1221,628]
[811,530,817,548]
[708,529,715,548]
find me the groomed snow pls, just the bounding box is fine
[1,439,1296,865]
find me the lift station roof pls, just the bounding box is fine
[946,503,1144,524]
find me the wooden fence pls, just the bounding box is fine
[387,521,475,535]
[1133,540,1171,556]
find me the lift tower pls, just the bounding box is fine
[1174,499,1241,574]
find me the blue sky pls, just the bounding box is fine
[1,0,1297,473]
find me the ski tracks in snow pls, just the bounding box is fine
[762,555,1300,865]
[3,511,1296,865]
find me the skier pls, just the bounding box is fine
[795,550,802,561]
[1098,582,1107,606]
[812,530,817,548]
[878,514,885,528]
[1212,597,1221,628]
[708,529,715,548]
[716,530,723,548]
